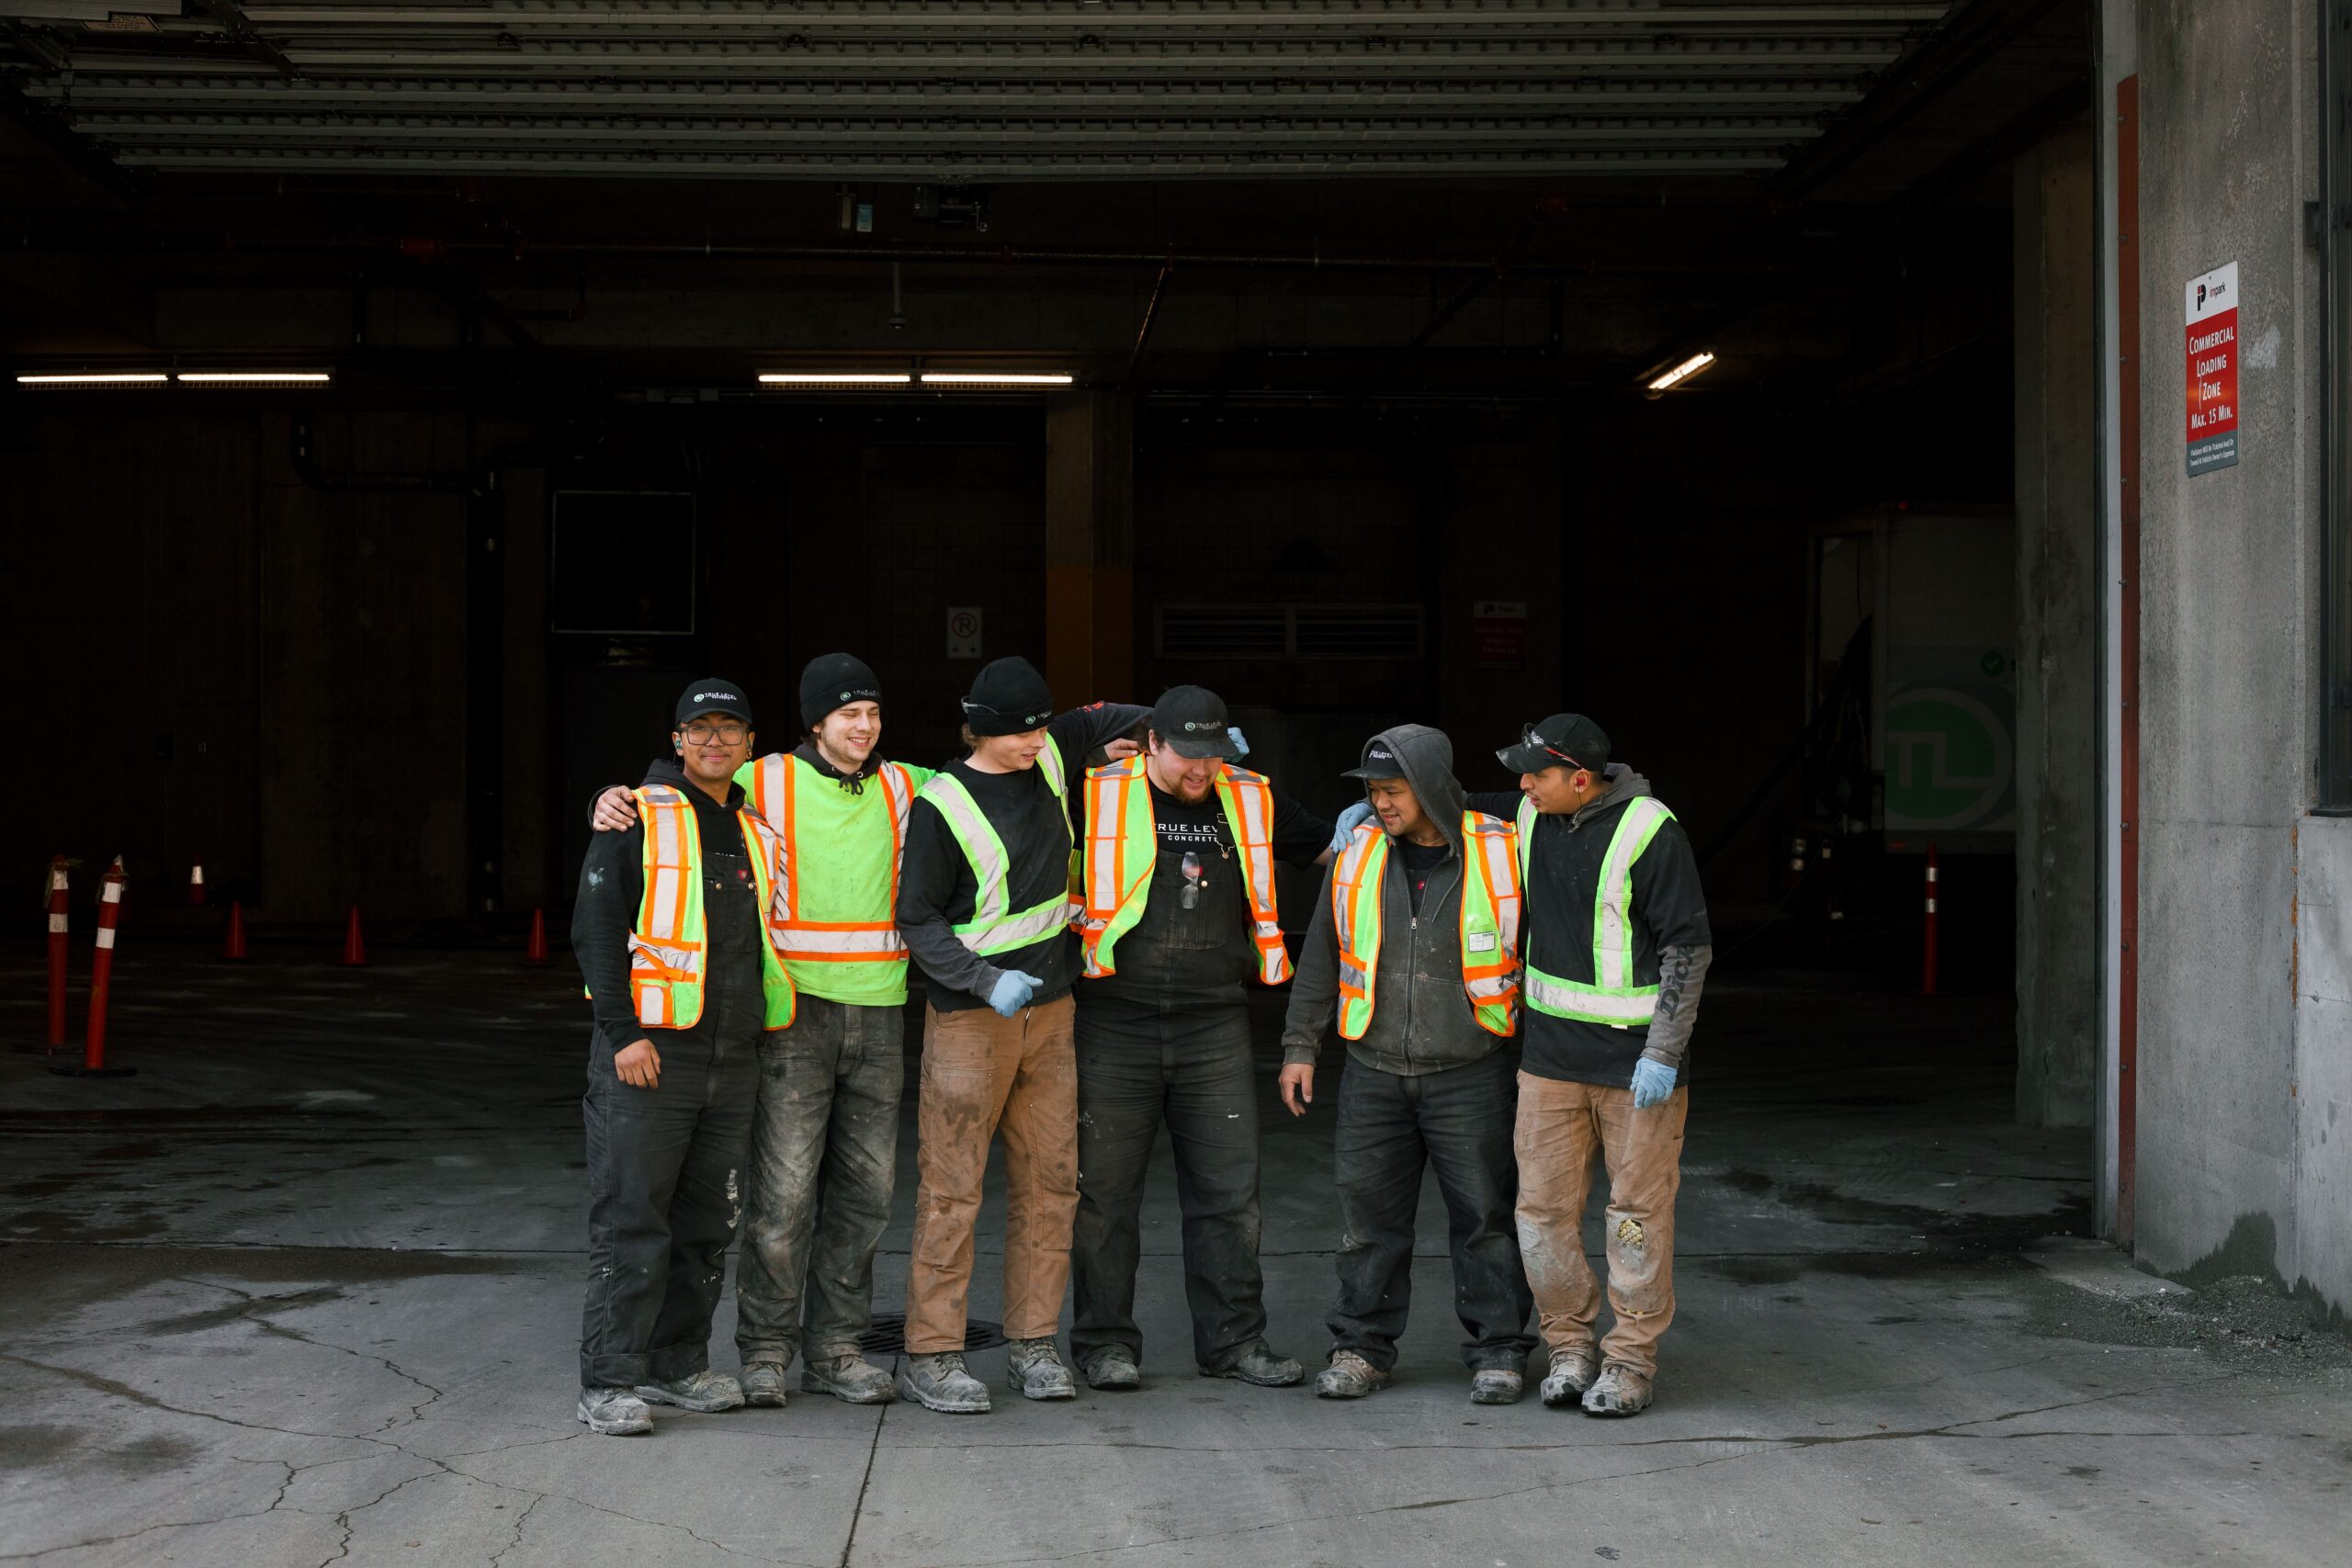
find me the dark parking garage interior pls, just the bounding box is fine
[6,2,2349,1564]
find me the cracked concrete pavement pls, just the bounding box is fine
[3,942,2347,1566]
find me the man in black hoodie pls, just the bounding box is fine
[1471,714,1711,1419]
[1281,725,1538,1404]
[571,679,797,1436]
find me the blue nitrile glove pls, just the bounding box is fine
[987,970,1042,1019]
[1631,1058,1678,1110]
[1329,801,1376,854]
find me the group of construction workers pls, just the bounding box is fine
[569,653,1711,1438]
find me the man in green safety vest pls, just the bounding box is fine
[893,657,1150,1414]
[592,653,935,1408]
[1464,713,1713,1418]
[1278,725,1538,1404]
[571,678,793,1437]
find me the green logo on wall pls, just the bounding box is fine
[1884,687,2012,830]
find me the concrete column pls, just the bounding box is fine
[1045,392,1136,706]
[2014,122,2101,1129]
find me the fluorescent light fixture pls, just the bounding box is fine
[757,372,913,386]
[16,372,169,386]
[176,371,333,384]
[919,372,1076,387]
[1645,351,1716,393]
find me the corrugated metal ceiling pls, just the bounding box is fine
[2,0,1952,179]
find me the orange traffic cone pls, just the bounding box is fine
[223,900,249,960]
[525,907,548,965]
[342,904,368,967]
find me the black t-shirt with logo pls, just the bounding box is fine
[1080,779,1330,1021]
[1396,839,1451,917]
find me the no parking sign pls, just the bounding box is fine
[947,605,982,660]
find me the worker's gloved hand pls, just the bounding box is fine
[1329,801,1376,854]
[1631,1058,1678,1110]
[987,970,1043,1019]
[590,786,639,832]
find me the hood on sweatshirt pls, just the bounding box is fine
[1566,761,1654,832]
[1351,723,1471,855]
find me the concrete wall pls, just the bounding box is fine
[2015,124,2102,1129]
[2128,0,2347,1316]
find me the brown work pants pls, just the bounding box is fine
[1512,1072,1688,1378]
[903,994,1080,1356]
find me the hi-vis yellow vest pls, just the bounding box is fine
[621,784,797,1032]
[916,741,1080,955]
[1079,756,1292,986]
[1331,813,1522,1039]
[741,753,920,967]
[1515,794,1674,1026]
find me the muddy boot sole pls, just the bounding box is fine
[895,1368,991,1415]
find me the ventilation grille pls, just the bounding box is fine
[1156,604,1423,660]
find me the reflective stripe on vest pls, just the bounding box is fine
[1078,756,1292,986]
[745,752,916,964]
[626,784,797,1032]
[919,743,1076,955]
[1515,794,1674,1025]
[1332,811,1522,1040]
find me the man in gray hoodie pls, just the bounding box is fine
[1279,725,1538,1404]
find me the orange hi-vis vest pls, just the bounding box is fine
[623,784,797,1032]
[1331,812,1523,1040]
[741,752,919,966]
[1079,755,1293,987]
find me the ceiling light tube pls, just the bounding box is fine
[176,371,334,384]
[16,372,169,386]
[1645,351,1716,394]
[919,372,1076,387]
[757,372,913,385]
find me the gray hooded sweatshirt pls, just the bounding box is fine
[1281,724,1511,1077]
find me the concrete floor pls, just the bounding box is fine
[4,935,2348,1567]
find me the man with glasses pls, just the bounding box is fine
[571,679,795,1436]
[589,653,928,1409]
[1465,714,1711,1418]
[891,657,1149,1414]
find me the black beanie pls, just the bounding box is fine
[961,656,1055,736]
[800,652,882,730]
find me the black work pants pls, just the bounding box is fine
[579,1028,761,1389]
[1070,1004,1268,1372]
[1329,1046,1536,1372]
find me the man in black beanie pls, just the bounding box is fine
[892,656,1149,1413]
[589,651,930,1408]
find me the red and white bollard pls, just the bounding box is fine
[188,863,208,906]
[343,903,368,967]
[525,906,548,965]
[16,857,69,1055]
[1921,845,1940,998]
[222,899,249,961]
[52,856,136,1078]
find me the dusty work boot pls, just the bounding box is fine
[1581,1362,1655,1417]
[1540,1346,1600,1408]
[1314,1351,1391,1399]
[635,1369,745,1413]
[1470,1368,1524,1405]
[740,1361,789,1408]
[1080,1346,1141,1391]
[1204,1341,1305,1388]
[576,1387,652,1436]
[1005,1338,1078,1401]
[898,1351,992,1414]
[801,1354,895,1405]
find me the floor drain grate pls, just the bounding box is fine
[855,1313,1005,1356]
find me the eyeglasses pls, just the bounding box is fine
[1521,724,1583,768]
[681,723,749,745]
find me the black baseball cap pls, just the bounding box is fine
[1150,685,1242,761]
[1341,737,1407,780]
[1497,714,1610,775]
[676,678,754,729]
